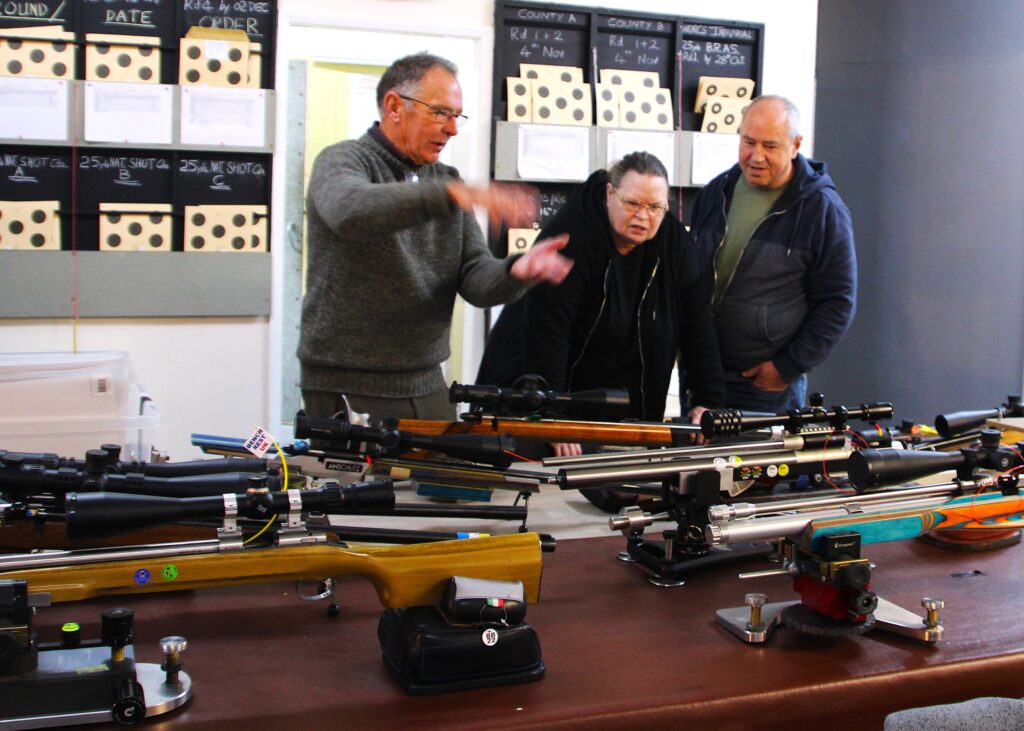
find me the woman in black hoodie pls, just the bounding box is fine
[477,152,724,457]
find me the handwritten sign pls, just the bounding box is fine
[176,152,269,204]
[0,1,70,28]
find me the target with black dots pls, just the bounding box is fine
[701,96,749,134]
[694,76,756,113]
[0,200,61,250]
[179,29,250,88]
[619,87,673,131]
[506,77,533,122]
[184,204,267,252]
[99,202,172,252]
[530,80,591,126]
[598,68,660,89]
[86,34,160,84]
[507,227,540,256]
[246,42,262,88]
[594,83,621,128]
[520,63,583,84]
[0,26,75,80]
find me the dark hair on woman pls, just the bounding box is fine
[376,53,458,113]
[607,151,669,187]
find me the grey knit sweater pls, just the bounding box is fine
[298,130,525,398]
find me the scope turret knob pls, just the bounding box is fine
[101,607,134,651]
[980,428,1002,449]
[84,448,110,473]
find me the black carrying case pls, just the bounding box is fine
[377,605,544,695]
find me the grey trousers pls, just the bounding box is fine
[301,387,456,424]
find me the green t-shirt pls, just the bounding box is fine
[713,175,785,306]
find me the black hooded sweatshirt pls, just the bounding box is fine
[477,169,725,420]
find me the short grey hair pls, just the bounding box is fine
[744,95,802,141]
[607,151,669,187]
[376,53,458,114]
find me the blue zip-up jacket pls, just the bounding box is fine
[690,154,857,382]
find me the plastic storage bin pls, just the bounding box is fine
[0,352,159,461]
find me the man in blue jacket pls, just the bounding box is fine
[690,95,856,412]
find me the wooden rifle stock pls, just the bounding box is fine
[396,417,682,448]
[0,532,543,607]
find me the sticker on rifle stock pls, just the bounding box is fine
[134,568,151,585]
[481,628,499,647]
[243,427,273,457]
[767,465,778,478]
[161,564,179,581]
[778,464,790,477]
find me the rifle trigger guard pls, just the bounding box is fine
[296,577,335,602]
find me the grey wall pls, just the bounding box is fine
[811,1,1024,425]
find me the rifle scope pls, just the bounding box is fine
[934,395,1023,437]
[0,446,267,477]
[65,478,396,540]
[450,381,630,419]
[848,430,1023,490]
[0,455,285,499]
[293,412,514,464]
[701,401,894,438]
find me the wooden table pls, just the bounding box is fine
[25,533,1024,730]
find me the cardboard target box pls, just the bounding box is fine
[619,87,673,131]
[0,200,61,250]
[99,202,172,252]
[694,76,755,113]
[701,96,749,134]
[85,33,161,84]
[507,227,540,256]
[530,79,592,126]
[184,204,267,252]
[179,27,251,88]
[0,25,75,80]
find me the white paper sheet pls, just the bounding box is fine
[0,77,68,141]
[691,132,739,185]
[605,130,676,186]
[517,124,589,181]
[346,72,380,141]
[180,86,267,148]
[84,81,173,145]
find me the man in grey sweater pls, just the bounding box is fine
[299,53,571,422]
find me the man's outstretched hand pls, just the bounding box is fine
[510,233,572,285]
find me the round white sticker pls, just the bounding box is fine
[482,628,499,647]
[766,464,778,478]
[713,457,727,468]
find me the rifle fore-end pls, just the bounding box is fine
[0,532,544,607]
[398,418,674,447]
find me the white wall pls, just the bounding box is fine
[0,0,817,460]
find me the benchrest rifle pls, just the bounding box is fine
[704,469,1024,644]
[0,481,550,608]
[0,531,547,608]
